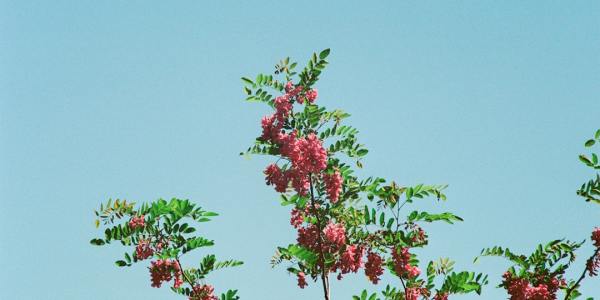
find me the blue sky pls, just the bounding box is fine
[1,1,599,299]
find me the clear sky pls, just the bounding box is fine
[1,1,599,299]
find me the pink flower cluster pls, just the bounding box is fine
[364,252,384,284]
[502,272,563,300]
[408,224,427,245]
[334,244,364,279]
[284,81,318,105]
[323,171,343,203]
[128,215,145,230]
[265,164,289,193]
[297,272,308,289]
[297,222,347,254]
[392,247,420,279]
[405,287,428,300]
[263,133,328,196]
[149,259,183,289]
[297,224,320,251]
[189,284,218,300]
[323,222,346,248]
[290,208,304,229]
[588,228,600,276]
[297,221,365,279]
[136,239,154,260]
[433,293,449,300]
[592,227,600,248]
[260,82,335,198]
[588,253,600,277]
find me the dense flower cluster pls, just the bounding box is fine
[587,227,600,277]
[305,89,318,103]
[297,272,308,289]
[290,208,304,229]
[502,272,563,300]
[136,239,154,260]
[297,224,320,251]
[296,220,367,279]
[407,223,427,245]
[149,259,183,288]
[334,244,364,279]
[588,253,600,277]
[264,164,289,193]
[260,81,331,197]
[323,222,346,248]
[189,284,218,300]
[592,227,600,248]
[392,247,420,279]
[262,133,328,196]
[433,292,449,300]
[364,252,384,284]
[128,215,145,230]
[323,171,343,203]
[405,287,428,300]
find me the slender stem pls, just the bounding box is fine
[309,175,330,300]
[399,277,407,295]
[176,258,195,288]
[564,248,599,300]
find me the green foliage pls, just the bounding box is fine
[578,129,600,204]
[91,197,241,298]
[242,49,485,299]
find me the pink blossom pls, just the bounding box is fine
[392,247,420,279]
[261,114,281,141]
[297,272,308,289]
[323,171,343,203]
[306,89,318,103]
[290,208,304,229]
[190,284,218,300]
[285,81,303,98]
[433,293,449,300]
[278,131,300,162]
[323,222,346,248]
[274,95,292,122]
[288,168,309,195]
[293,134,327,174]
[297,224,320,251]
[405,287,422,300]
[135,239,154,260]
[365,252,384,284]
[149,259,182,288]
[336,244,364,276]
[264,164,289,193]
[128,215,145,230]
[502,272,560,300]
[592,227,600,248]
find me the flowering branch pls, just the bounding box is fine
[478,130,600,300]
[91,198,242,300]
[242,49,487,300]
[565,246,600,300]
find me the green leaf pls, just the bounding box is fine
[115,260,128,267]
[585,139,596,147]
[288,245,318,265]
[202,211,219,217]
[407,211,464,224]
[184,237,215,253]
[319,49,331,59]
[579,155,593,165]
[90,238,105,246]
[241,77,254,85]
[357,149,368,157]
